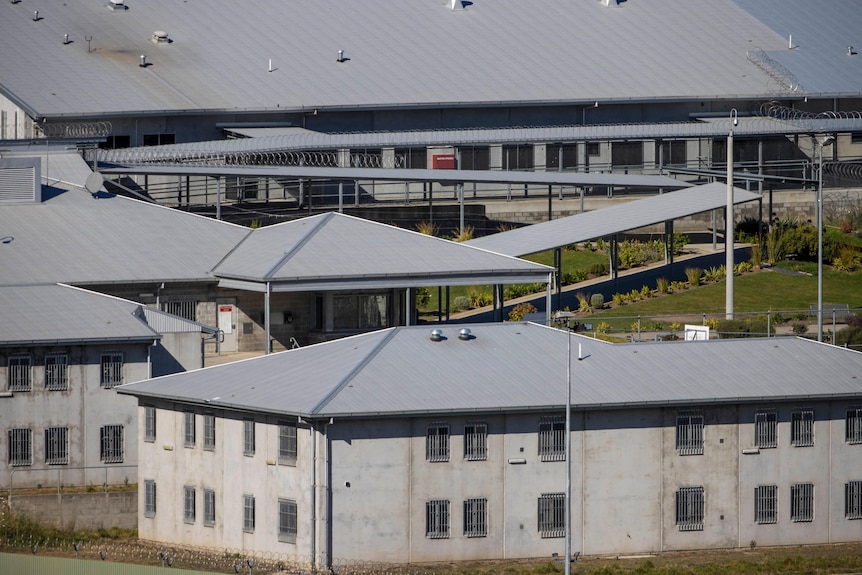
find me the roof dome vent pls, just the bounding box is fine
[429,329,444,342]
[150,31,170,45]
[107,0,126,11]
[458,328,473,341]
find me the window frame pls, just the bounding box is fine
[44,426,69,465]
[243,419,255,457]
[183,485,196,524]
[203,414,216,450]
[242,494,255,533]
[203,488,216,527]
[755,409,778,449]
[8,354,32,392]
[846,480,862,520]
[426,422,450,463]
[675,486,705,531]
[538,415,565,462]
[100,424,124,464]
[791,408,814,447]
[790,482,814,522]
[278,421,297,465]
[44,353,69,391]
[846,407,862,445]
[425,499,450,539]
[463,497,488,538]
[144,406,156,443]
[754,485,778,524]
[184,412,196,448]
[537,492,565,538]
[278,498,298,543]
[8,428,32,467]
[100,352,124,389]
[464,421,487,461]
[676,410,705,456]
[144,480,157,518]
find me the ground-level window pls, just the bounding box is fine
[675,486,705,531]
[100,425,124,463]
[426,499,450,539]
[243,494,255,532]
[676,410,704,455]
[100,353,124,388]
[790,483,814,522]
[791,408,814,447]
[426,423,450,462]
[44,426,69,465]
[144,480,157,517]
[464,421,487,461]
[754,485,778,524]
[538,493,565,538]
[332,293,390,330]
[8,428,32,466]
[45,353,68,391]
[279,421,297,465]
[755,409,778,449]
[8,355,31,392]
[538,415,565,462]
[203,489,216,527]
[278,498,298,543]
[846,407,862,444]
[846,481,862,520]
[183,486,196,524]
[463,497,487,537]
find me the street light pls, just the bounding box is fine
[817,134,835,342]
[564,329,583,575]
[726,109,738,320]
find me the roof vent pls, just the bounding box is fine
[107,0,126,11]
[0,157,42,204]
[449,0,465,10]
[429,329,444,342]
[601,0,619,6]
[849,46,856,56]
[458,328,473,341]
[150,31,170,45]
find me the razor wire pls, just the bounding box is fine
[747,50,804,94]
[35,121,112,139]
[760,101,862,122]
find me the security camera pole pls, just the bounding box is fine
[726,109,738,320]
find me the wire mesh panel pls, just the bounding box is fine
[100,353,124,388]
[144,480,157,517]
[279,421,298,464]
[278,498,298,543]
[184,486,196,524]
[100,425,124,463]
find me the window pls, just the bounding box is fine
[537,493,565,538]
[184,412,196,448]
[754,485,778,524]
[791,408,814,447]
[676,410,704,455]
[464,421,487,461]
[675,486,705,531]
[144,480,157,517]
[242,494,255,532]
[161,300,197,322]
[203,489,216,526]
[395,147,427,170]
[586,142,600,156]
[100,425,124,463]
[790,483,814,522]
[279,421,297,465]
[425,499,450,539]
[846,481,862,520]
[8,428,32,466]
[846,407,862,444]
[332,293,390,330]
[546,143,578,171]
[463,497,487,537]
[144,406,156,442]
[426,423,449,462]
[655,140,687,167]
[203,414,215,450]
[459,146,490,170]
[278,498,298,543]
[243,419,255,456]
[98,135,131,150]
[100,353,123,388]
[503,144,534,171]
[8,355,31,391]
[45,354,68,391]
[142,133,175,146]
[611,141,644,168]
[44,426,69,465]
[183,486,196,524]
[538,416,565,462]
[755,409,778,449]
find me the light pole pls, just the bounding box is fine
[564,330,582,575]
[816,135,835,342]
[726,109,738,320]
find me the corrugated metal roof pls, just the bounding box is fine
[2,1,859,120]
[464,183,762,257]
[117,322,862,418]
[211,212,553,290]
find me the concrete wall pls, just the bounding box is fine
[8,491,136,531]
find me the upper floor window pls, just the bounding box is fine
[426,423,450,462]
[243,420,255,456]
[142,133,175,146]
[464,421,487,461]
[503,144,534,171]
[754,485,778,524]
[100,424,124,463]
[279,421,297,465]
[538,415,565,462]
[755,409,778,449]
[546,143,578,171]
[846,407,862,445]
[537,492,565,538]
[611,141,643,169]
[100,353,124,388]
[8,428,32,467]
[278,498,298,543]
[203,414,216,450]
[790,482,814,522]
[655,139,687,167]
[144,406,156,442]
[45,426,69,465]
[463,497,488,537]
[791,408,814,447]
[8,355,31,392]
[184,412,196,448]
[675,486,705,531]
[45,354,68,391]
[459,146,490,171]
[425,499,450,539]
[676,410,704,455]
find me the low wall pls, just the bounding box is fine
[8,491,137,531]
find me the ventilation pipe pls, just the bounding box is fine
[139,54,147,68]
[336,50,344,63]
[450,0,465,10]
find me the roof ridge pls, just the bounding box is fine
[262,212,333,279]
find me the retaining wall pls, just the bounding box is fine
[7,491,137,531]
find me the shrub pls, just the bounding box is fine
[415,287,431,309]
[563,269,588,284]
[628,288,641,302]
[588,262,609,276]
[596,321,611,334]
[596,237,605,251]
[415,221,439,236]
[750,240,763,269]
[576,292,592,313]
[735,261,752,274]
[685,267,702,286]
[612,293,626,306]
[835,325,862,347]
[640,285,652,299]
[452,296,470,311]
[452,224,475,242]
[590,293,605,309]
[673,232,690,255]
[584,240,593,251]
[467,287,492,308]
[656,277,670,294]
[705,318,720,330]
[671,280,687,291]
[791,322,809,334]
[715,318,769,338]
[670,322,682,332]
[508,302,537,322]
[833,247,860,272]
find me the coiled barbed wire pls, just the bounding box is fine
[746,50,803,94]
[760,101,862,122]
[35,121,112,138]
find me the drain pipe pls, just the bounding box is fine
[310,421,317,570]
[323,418,333,570]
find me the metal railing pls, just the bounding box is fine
[7,465,137,504]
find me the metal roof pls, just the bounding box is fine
[2,1,860,120]
[117,322,862,419]
[212,212,553,292]
[464,183,762,257]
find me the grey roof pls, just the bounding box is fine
[2,1,860,120]
[464,183,762,257]
[0,283,211,346]
[212,212,553,292]
[100,164,689,191]
[117,322,862,418]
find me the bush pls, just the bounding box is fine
[508,302,537,322]
[415,287,431,309]
[716,318,769,338]
[452,296,470,311]
[835,325,862,347]
[612,293,626,306]
[588,262,609,276]
[656,277,670,294]
[590,293,605,309]
[791,322,809,334]
[685,267,702,286]
[576,292,592,313]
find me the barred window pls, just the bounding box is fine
[183,486,196,524]
[546,143,578,171]
[8,355,31,392]
[144,480,157,517]
[425,499,450,539]
[503,144,534,171]
[846,407,862,445]
[184,412,196,448]
[846,481,862,520]
[676,411,704,455]
[790,483,814,522]
[278,498,298,543]
[144,406,156,442]
[426,423,449,462]
[754,485,778,524]
[161,300,197,322]
[463,497,487,537]
[675,486,705,531]
[464,421,487,461]
[44,426,69,465]
[45,354,68,391]
[243,419,255,456]
[203,414,216,450]
[755,409,778,449]
[791,408,814,447]
[538,493,565,538]
[8,428,32,466]
[203,488,216,527]
[100,424,124,463]
[242,494,255,532]
[655,140,687,167]
[279,421,297,465]
[100,353,123,388]
[538,415,565,462]
[611,141,643,168]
